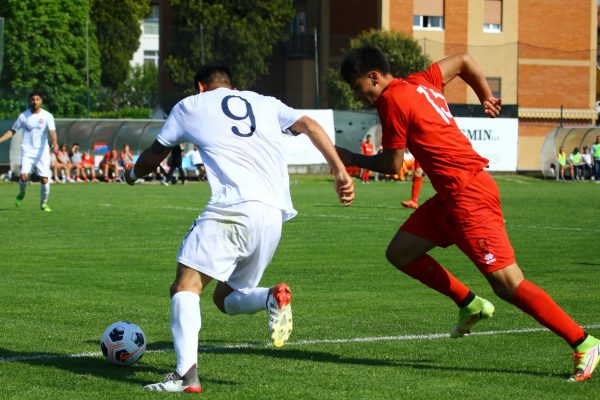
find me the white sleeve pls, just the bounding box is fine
[156,102,185,147]
[11,115,22,131]
[274,99,304,131]
[47,113,56,131]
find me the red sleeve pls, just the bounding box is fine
[377,84,408,150]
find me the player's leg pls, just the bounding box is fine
[361,168,369,183]
[214,202,292,347]
[16,155,35,207]
[394,195,495,337]
[386,230,483,306]
[37,152,52,211]
[39,177,51,212]
[144,263,208,393]
[402,163,423,209]
[485,264,600,381]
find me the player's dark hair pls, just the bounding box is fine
[340,46,391,84]
[194,63,233,87]
[29,91,43,100]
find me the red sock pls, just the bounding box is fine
[400,255,471,304]
[511,279,585,346]
[411,176,423,202]
[362,169,370,182]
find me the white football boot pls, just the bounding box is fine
[267,283,293,347]
[143,364,202,393]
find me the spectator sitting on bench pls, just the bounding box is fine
[81,151,98,182]
[120,144,135,170]
[100,148,121,182]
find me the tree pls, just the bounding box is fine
[119,63,158,109]
[0,0,101,117]
[327,29,431,110]
[91,0,150,103]
[165,0,295,93]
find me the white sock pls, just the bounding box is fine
[170,291,201,377]
[40,182,50,205]
[19,179,27,196]
[224,287,269,315]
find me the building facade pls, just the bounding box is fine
[158,0,598,171]
[131,1,160,67]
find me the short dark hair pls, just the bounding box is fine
[340,46,391,84]
[29,91,44,100]
[194,63,233,87]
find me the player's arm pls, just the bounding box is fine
[125,140,171,186]
[335,145,405,175]
[0,129,15,144]
[288,115,354,206]
[49,129,58,151]
[437,53,501,118]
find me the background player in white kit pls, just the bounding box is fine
[125,64,355,393]
[0,92,58,212]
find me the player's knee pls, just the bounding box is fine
[212,283,232,314]
[385,243,409,269]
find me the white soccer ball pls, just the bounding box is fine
[100,321,146,366]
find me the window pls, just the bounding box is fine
[144,50,159,67]
[143,3,159,35]
[486,77,501,98]
[143,21,159,35]
[413,15,444,29]
[413,0,444,30]
[484,0,502,32]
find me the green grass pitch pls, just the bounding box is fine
[0,175,599,399]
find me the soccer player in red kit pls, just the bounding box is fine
[335,46,599,382]
[360,134,375,183]
[401,153,423,209]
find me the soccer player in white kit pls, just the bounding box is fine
[0,92,58,212]
[125,64,355,393]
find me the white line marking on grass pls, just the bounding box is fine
[2,324,599,364]
[99,203,198,212]
[304,213,401,222]
[493,176,531,184]
[99,204,600,233]
[307,213,600,233]
[516,225,600,233]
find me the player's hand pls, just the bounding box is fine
[335,146,353,166]
[335,171,354,206]
[124,168,136,186]
[482,96,502,118]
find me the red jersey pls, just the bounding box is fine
[361,141,374,156]
[377,63,488,198]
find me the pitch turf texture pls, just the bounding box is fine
[0,175,599,399]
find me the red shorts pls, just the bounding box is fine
[400,171,515,273]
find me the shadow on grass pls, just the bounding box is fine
[0,346,238,387]
[147,340,567,379]
[574,262,600,267]
[0,347,159,385]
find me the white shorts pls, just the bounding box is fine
[20,148,51,178]
[177,201,283,293]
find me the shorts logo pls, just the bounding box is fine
[484,253,496,265]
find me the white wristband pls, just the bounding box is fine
[129,169,138,181]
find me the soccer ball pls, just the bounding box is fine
[100,321,146,366]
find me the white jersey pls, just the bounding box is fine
[157,88,304,221]
[12,109,55,157]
